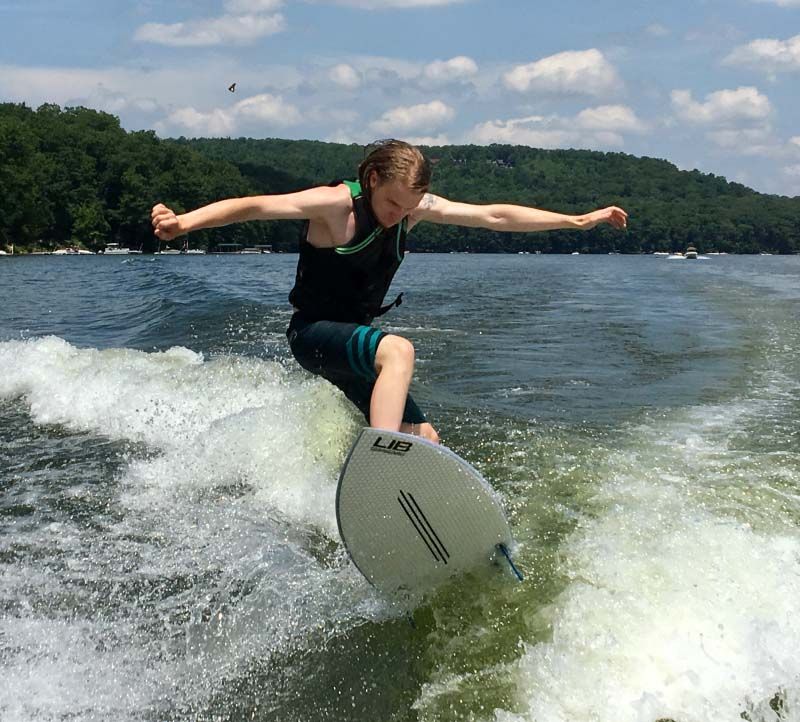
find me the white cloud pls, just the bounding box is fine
[724,34,800,74]
[694,127,800,161]
[467,105,646,150]
[575,105,647,132]
[84,85,160,115]
[670,87,772,124]
[321,55,478,94]
[705,126,781,157]
[0,66,165,116]
[0,65,112,105]
[0,61,305,115]
[503,49,620,97]
[684,24,745,46]
[469,116,603,148]
[783,164,800,177]
[0,64,180,115]
[329,63,361,89]
[233,93,300,124]
[308,108,359,126]
[370,100,455,134]
[422,56,478,84]
[325,127,451,148]
[158,93,299,136]
[224,0,282,10]
[404,134,451,146]
[134,12,285,46]
[308,0,468,8]
[645,23,670,37]
[159,107,237,136]
[707,127,772,147]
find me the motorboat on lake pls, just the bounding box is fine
[102,243,141,255]
[52,247,94,255]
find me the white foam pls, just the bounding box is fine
[0,336,387,719]
[0,336,356,531]
[498,508,800,722]
[1,616,159,719]
[493,395,800,722]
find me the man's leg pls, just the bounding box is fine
[371,335,414,430]
[288,318,439,443]
[372,335,439,443]
[399,421,440,443]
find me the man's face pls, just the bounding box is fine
[369,174,425,228]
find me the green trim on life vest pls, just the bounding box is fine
[395,218,406,263]
[343,180,361,198]
[335,180,376,255]
[335,225,382,255]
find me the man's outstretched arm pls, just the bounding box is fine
[409,194,627,232]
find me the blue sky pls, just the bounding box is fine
[1,0,799,196]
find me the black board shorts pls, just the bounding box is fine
[286,312,427,425]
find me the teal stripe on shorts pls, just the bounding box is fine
[347,325,379,378]
[368,328,381,368]
[346,326,366,376]
[359,328,374,378]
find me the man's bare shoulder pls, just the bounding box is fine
[284,184,352,228]
[305,184,356,247]
[303,183,353,210]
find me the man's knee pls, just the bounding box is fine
[375,334,415,374]
[419,423,440,444]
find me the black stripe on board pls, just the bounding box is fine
[399,491,448,565]
[407,492,450,560]
[398,494,440,562]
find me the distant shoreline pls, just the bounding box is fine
[3,247,799,257]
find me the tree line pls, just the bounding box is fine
[2,102,799,254]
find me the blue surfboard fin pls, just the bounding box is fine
[497,543,524,582]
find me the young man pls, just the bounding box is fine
[151,140,628,444]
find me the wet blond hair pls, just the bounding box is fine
[358,139,431,198]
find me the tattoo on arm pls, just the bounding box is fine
[421,193,436,210]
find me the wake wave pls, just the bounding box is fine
[0,336,384,720]
[498,376,800,721]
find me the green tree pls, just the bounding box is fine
[2,102,799,255]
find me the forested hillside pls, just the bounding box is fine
[2,103,798,254]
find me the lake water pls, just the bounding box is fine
[1,253,799,722]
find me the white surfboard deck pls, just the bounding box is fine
[336,427,514,597]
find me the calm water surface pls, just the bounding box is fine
[1,253,799,722]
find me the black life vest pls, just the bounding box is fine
[288,180,407,324]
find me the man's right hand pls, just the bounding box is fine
[151,204,184,241]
